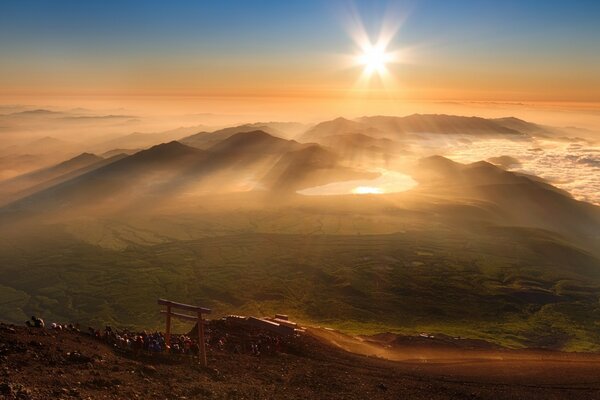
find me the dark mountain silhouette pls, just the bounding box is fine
[0,132,367,213]
[98,141,207,177]
[0,141,208,214]
[208,130,306,155]
[0,152,103,196]
[180,124,286,149]
[0,153,130,206]
[26,152,101,175]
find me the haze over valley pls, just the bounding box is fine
[1,104,599,353]
[2,2,600,398]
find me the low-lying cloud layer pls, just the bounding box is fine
[443,138,600,205]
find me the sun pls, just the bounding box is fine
[357,43,392,76]
[341,5,409,88]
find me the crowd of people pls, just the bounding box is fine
[89,326,201,357]
[26,316,296,359]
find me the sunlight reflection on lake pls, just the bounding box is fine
[298,169,417,196]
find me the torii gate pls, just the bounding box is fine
[158,298,212,367]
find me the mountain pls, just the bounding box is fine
[2,119,600,355]
[415,156,600,249]
[486,155,521,168]
[181,122,308,149]
[491,117,555,136]
[250,121,308,138]
[262,144,378,191]
[298,114,529,145]
[1,148,600,352]
[205,131,376,193]
[0,141,208,215]
[299,117,383,142]
[93,125,208,152]
[0,152,103,198]
[101,148,140,158]
[181,124,285,149]
[315,133,406,167]
[0,132,357,214]
[416,155,565,193]
[0,153,132,206]
[208,130,306,155]
[317,133,401,152]
[359,114,525,136]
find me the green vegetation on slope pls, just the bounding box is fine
[1,216,599,351]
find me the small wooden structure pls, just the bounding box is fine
[226,315,296,336]
[157,298,212,367]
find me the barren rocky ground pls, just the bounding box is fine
[2,321,600,399]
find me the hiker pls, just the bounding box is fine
[26,316,45,328]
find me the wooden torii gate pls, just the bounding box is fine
[157,298,212,367]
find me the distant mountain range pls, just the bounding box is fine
[298,114,546,143]
[1,112,596,245]
[0,130,373,214]
[180,122,307,149]
[180,124,285,149]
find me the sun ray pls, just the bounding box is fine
[338,5,408,92]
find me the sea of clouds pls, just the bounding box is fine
[443,138,600,205]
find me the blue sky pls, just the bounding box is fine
[1,0,599,101]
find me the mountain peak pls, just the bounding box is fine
[70,152,102,161]
[150,140,193,151]
[129,141,200,162]
[300,117,380,142]
[52,152,104,171]
[208,130,299,154]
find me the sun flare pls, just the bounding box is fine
[357,43,393,76]
[352,186,384,195]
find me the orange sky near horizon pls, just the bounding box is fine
[1,1,599,117]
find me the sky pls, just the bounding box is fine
[0,0,599,104]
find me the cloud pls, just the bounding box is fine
[441,137,600,205]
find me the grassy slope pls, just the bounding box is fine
[1,205,599,352]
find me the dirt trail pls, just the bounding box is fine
[307,326,600,385]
